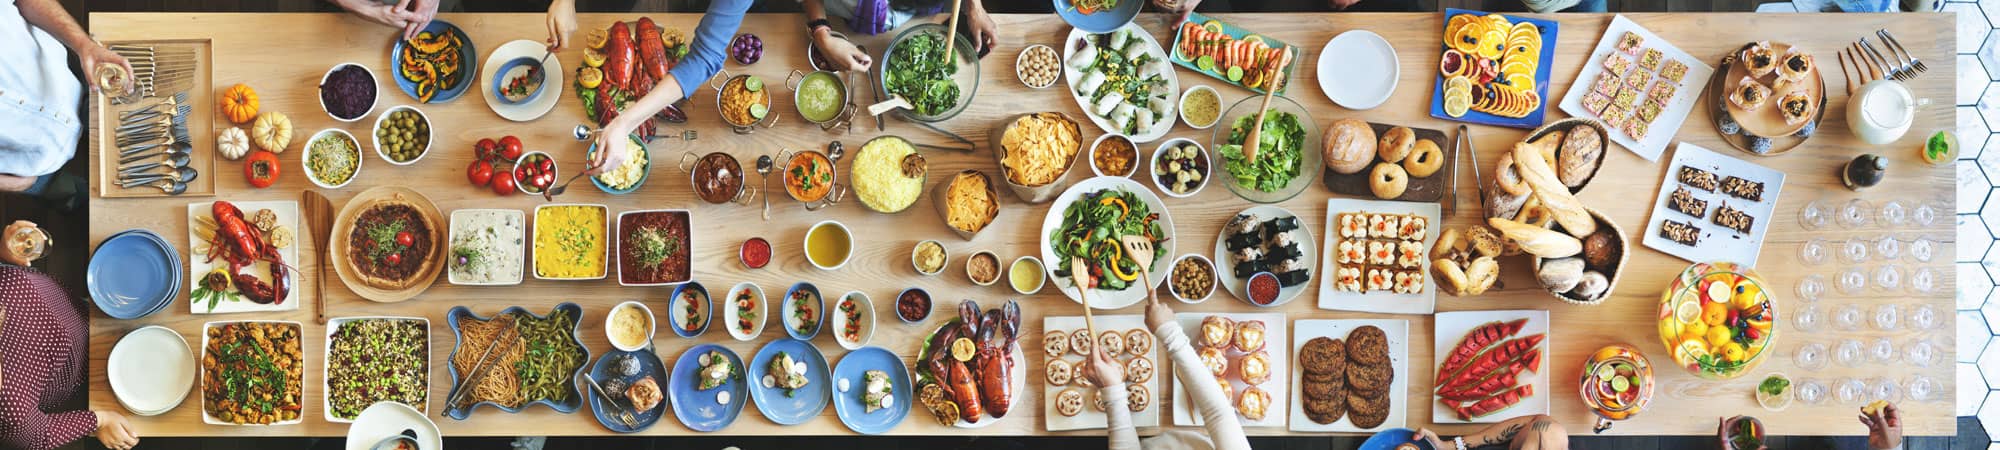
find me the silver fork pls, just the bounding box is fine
[1876,29,1927,78]
[1858,38,1907,81]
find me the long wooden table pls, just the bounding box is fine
[86,12,1955,437]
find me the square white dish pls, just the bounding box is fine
[187,201,301,314]
[322,316,431,423]
[446,209,526,286]
[1172,312,1288,428]
[1641,142,1786,267]
[1287,319,1409,432]
[1041,314,1161,431]
[1432,310,1549,424]
[1556,14,1717,161]
[1316,198,1438,315]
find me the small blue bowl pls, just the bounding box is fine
[1053,0,1142,34]
[491,56,546,106]
[781,282,824,341]
[668,281,711,338]
[588,134,650,195]
[90,229,180,319]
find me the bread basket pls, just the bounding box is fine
[1530,207,1628,306]
[1520,117,1610,195]
[931,169,1002,240]
[988,112,1084,203]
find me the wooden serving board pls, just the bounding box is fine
[1719,41,1823,139]
[1320,122,1453,203]
[96,39,216,198]
[326,186,447,303]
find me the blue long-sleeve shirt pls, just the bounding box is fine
[666,0,754,98]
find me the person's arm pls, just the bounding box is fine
[14,0,133,94]
[1156,323,1251,450]
[327,0,417,29]
[1464,415,1539,448]
[545,0,578,50]
[591,0,751,173]
[1081,346,1140,450]
[0,347,97,449]
[804,0,872,70]
[957,0,997,58]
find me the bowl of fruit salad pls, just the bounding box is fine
[1656,261,1777,380]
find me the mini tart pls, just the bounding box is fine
[1044,330,1070,357]
[1236,386,1272,420]
[1124,356,1155,384]
[1232,320,1268,352]
[1098,331,1126,356]
[1124,329,1153,357]
[1198,347,1229,378]
[1045,358,1074,386]
[1199,316,1236,349]
[1055,388,1086,417]
[1238,350,1273,385]
[1776,46,1813,84]
[1729,76,1772,112]
[1215,374,1235,403]
[1779,89,1813,125]
[1069,329,1094,356]
[1742,41,1777,78]
[1127,383,1151,412]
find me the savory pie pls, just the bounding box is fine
[345,199,438,290]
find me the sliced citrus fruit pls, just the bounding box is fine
[582,47,607,68]
[951,337,977,362]
[576,67,604,89]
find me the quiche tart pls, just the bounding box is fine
[345,199,439,291]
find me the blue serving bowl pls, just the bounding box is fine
[585,349,667,432]
[1360,428,1434,450]
[390,20,477,104]
[668,281,711,338]
[587,134,650,195]
[781,282,824,341]
[1053,0,1142,34]
[443,302,590,420]
[490,56,546,106]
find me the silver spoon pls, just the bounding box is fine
[119,152,190,176]
[119,141,191,166]
[542,161,603,201]
[756,155,773,220]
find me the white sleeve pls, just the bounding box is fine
[1102,382,1141,450]
[1156,323,1252,450]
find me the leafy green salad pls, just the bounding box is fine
[1048,189,1166,291]
[885,31,961,117]
[1217,109,1304,193]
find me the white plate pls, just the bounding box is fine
[187,201,301,314]
[1172,312,1288,428]
[1641,142,1786,267]
[724,282,767,341]
[1431,310,1549,424]
[199,320,305,426]
[1041,314,1161,431]
[1315,198,1438,315]
[1287,319,1409,432]
[481,39,565,122]
[1213,205,1316,307]
[446,209,526,286]
[1063,23,1179,144]
[107,325,194,416]
[1316,30,1398,110]
[322,316,431,423]
[344,401,443,450]
[1556,15,1716,161]
[1040,176,1176,311]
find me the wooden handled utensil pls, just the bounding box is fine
[1119,234,1157,303]
[943,0,965,62]
[1238,47,1293,162]
[1070,242,1097,339]
[302,190,334,325]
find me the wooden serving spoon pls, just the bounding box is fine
[942,0,965,62]
[1239,46,1293,162]
[1070,241,1098,340]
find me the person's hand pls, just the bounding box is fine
[1150,0,1202,26]
[1143,295,1175,333]
[959,7,998,58]
[399,0,439,41]
[1327,0,1362,10]
[339,0,416,29]
[94,410,137,450]
[0,221,38,267]
[1079,345,1124,387]
[1863,403,1903,450]
[1413,428,1449,450]
[813,29,873,72]
[545,0,578,51]
[590,120,636,175]
[1718,416,1769,450]
[76,42,134,95]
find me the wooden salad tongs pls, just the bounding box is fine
[302,190,334,325]
[1070,241,1100,342]
[1238,46,1294,162]
[1119,234,1158,304]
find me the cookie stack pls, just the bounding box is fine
[1301,326,1394,427]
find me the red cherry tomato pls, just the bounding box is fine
[490,170,517,195]
[475,138,497,161]
[386,253,403,265]
[539,158,553,171]
[499,136,524,161]
[468,160,493,186]
[395,231,415,247]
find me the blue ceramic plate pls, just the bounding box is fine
[830,346,910,435]
[89,230,180,319]
[390,20,477,104]
[586,349,668,432]
[781,282,824,341]
[667,344,747,432]
[442,303,590,420]
[1427,9,1559,129]
[587,134,650,194]
[490,56,546,106]
[668,281,711,337]
[1053,0,1141,34]
[1360,428,1434,450]
[746,339,831,426]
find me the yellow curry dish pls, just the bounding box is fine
[851,136,926,213]
[533,204,609,279]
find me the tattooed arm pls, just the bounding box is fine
[1417,415,1564,450]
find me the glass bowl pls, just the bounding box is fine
[1656,261,1779,380]
[1210,94,1320,204]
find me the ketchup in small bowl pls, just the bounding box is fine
[895,288,932,323]
[1247,272,1281,306]
[740,237,771,269]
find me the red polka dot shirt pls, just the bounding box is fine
[0,265,94,450]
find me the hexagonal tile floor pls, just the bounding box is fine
[1959,0,2000,441]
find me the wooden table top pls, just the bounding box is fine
[85,11,1955,437]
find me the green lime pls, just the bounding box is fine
[745,76,764,92]
[749,104,769,119]
[1196,55,1216,72]
[1611,376,1631,392]
[1226,66,1243,82]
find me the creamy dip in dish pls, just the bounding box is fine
[448,210,525,284]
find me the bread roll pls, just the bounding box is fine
[1488,217,1582,258]
[1323,119,1376,174]
[1433,258,1469,296]
[1378,126,1415,163]
[1465,257,1499,295]
[1511,143,1598,237]
[1558,126,1603,188]
[1537,257,1586,293]
[1571,271,1610,301]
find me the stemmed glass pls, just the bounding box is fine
[1880,200,1908,227]
[1875,235,1902,260]
[1796,378,1830,405]
[1794,341,1829,371]
[1796,274,1826,302]
[1837,267,1868,295]
[1908,304,1942,330]
[1799,239,1831,266]
[1907,375,1941,402]
[1873,304,1900,331]
[1841,239,1871,264]
[1912,201,1942,227]
[1835,338,1866,367]
[1873,265,1902,292]
[1837,378,1868,404]
[1869,337,1898,363]
[1910,266,1941,294]
[1838,199,1874,229]
[1794,304,1827,331]
[1870,377,1903,404]
[1905,338,1941,367]
[1909,237,1938,262]
[1800,200,1831,230]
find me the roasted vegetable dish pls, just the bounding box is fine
[202,322,304,424]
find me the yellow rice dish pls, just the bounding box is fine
[594,138,648,190]
[851,136,926,213]
[534,205,608,279]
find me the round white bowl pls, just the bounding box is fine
[1147,137,1211,199]
[1088,133,1139,178]
[1169,253,1217,304]
[1178,85,1221,130]
[302,128,363,189]
[370,105,433,166]
[605,300,656,351]
[911,239,947,276]
[804,220,853,271]
[1010,256,1046,295]
[319,62,379,123]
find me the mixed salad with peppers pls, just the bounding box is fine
[1048,188,1166,291]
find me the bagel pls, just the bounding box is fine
[1370,162,1409,199]
[1494,152,1529,196]
[1378,126,1416,163]
[1404,138,1444,178]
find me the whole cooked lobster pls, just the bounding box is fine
[603,21,636,90]
[635,17,669,83]
[205,201,290,304]
[963,300,1020,418]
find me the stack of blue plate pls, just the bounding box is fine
[89,229,181,319]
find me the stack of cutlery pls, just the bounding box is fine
[113,91,197,195]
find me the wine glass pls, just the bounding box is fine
[1838,199,1873,229]
[1872,303,1901,331]
[1909,237,1937,262]
[1873,265,1903,292]
[1800,200,1831,230]
[1837,378,1868,404]
[1880,200,1909,227]
[1905,338,1941,367]
[1912,201,1942,227]
[1837,267,1868,295]
[1909,266,1941,294]
[1869,337,1898,363]
[1796,274,1826,302]
[1869,377,1902,404]
[1875,235,1902,260]
[1799,239,1832,266]
[1793,304,1826,332]
[1841,239,1871,264]
[1834,304,1865,331]
[1907,375,1941,402]
[1794,341,1829,371]
[1835,339,1866,367]
[1796,378,1830,405]
[1908,304,1942,330]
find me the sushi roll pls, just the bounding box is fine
[1263,216,1302,234]
[1075,70,1108,97]
[1231,246,1264,265]
[1232,260,1266,280]
[1226,232,1262,252]
[1398,216,1428,241]
[1366,241,1394,266]
[1230,213,1263,237]
[1066,42,1100,71]
[1277,269,1310,287]
[1265,240,1303,262]
[1269,230,1296,250]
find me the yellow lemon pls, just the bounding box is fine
[1704,326,1733,349]
[1720,342,1748,363]
[951,337,977,362]
[1731,280,1763,310]
[1678,339,1711,361]
[1679,320,1710,344]
[1443,91,1472,117]
[582,47,607,68]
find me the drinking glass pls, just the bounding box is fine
[1835,339,1866,367]
[1839,199,1873,229]
[1794,341,1829,371]
[1841,239,1871,263]
[1869,377,1902,404]
[1834,304,1866,331]
[1912,201,1942,227]
[1869,337,1898,363]
[1837,378,1868,404]
[1873,265,1902,292]
[1837,267,1868,295]
[1909,236,1938,262]
[1873,304,1900,331]
[1909,266,1941,294]
[1875,235,1902,260]
[1800,200,1831,230]
[1907,375,1941,402]
[1880,200,1909,227]
[1796,378,1830,405]
[1799,239,1832,266]
[1905,338,1941,367]
[1793,304,1827,332]
[1796,274,1826,302]
[1908,304,1942,330]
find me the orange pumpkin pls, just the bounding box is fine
[220,84,259,124]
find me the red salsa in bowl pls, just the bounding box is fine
[895,288,931,323]
[740,237,771,269]
[616,210,691,286]
[1247,272,1280,306]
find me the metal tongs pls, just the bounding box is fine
[1448,124,1481,219]
[441,316,520,414]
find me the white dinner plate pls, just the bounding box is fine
[481,39,565,122]
[107,325,194,416]
[1040,176,1176,311]
[1213,205,1316,307]
[345,402,443,450]
[1316,30,1399,110]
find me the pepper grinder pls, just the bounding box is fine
[1842,154,1887,190]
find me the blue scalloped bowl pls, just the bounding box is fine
[443,303,590,420]
[389,20,477,104]
[746,338,831,426]
[781,282,824,341]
